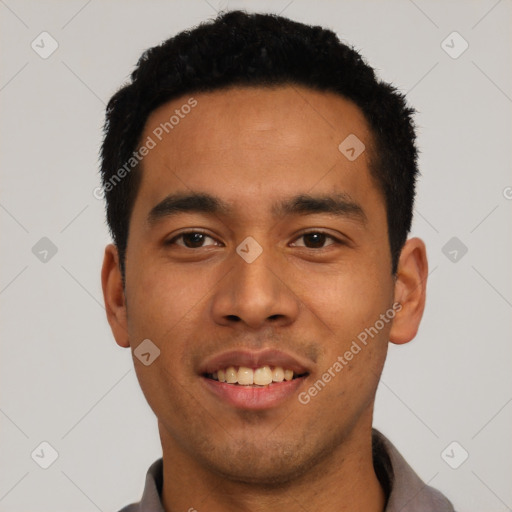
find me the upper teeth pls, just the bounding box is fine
[213,366,295,386]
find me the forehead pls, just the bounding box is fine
[144,84,372,155]
[135,85,380,219]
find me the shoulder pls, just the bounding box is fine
[115,458,165,512]
[373,429,456,512]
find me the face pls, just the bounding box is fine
[102,85,426,485]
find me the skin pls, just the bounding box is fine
[102,85,428,512]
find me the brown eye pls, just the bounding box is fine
[292,232,337,249]
[166,232,218,248]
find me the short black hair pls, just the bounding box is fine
[100,9,419,280]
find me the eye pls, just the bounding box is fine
[291,231,339,249]
[165,231,220,249]
[166,230,341,250]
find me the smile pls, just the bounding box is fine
[205,365,306,386]
[199,348,312,409]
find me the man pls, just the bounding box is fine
[100,9,455,512]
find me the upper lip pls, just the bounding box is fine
[199,348,312,375]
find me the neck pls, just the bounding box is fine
[159,418,386,512]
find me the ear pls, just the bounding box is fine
[101,244,130,348]
[389,237,428,345]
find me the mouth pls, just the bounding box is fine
[199,349,311,410]
[204,366,308,387]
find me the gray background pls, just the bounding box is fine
[1,0,511,510]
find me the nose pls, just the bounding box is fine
[210,244,301,330]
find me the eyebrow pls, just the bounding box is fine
[146,191,367,226]
[273,193,367,223]
[147,192,232,226]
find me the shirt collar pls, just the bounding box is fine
[373,429,455,511]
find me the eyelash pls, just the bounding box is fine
[165,230,343,249]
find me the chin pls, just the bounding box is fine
[214,461,307,487]
[203,437,325,487]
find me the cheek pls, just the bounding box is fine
[292,258,392,335]
[126,263,209,415]
[126,258,211,338]
[291,256,392,394]
[298,300,390,423]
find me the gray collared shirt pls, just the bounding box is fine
[118,429,455,512]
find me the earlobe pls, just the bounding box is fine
[389,237,428,345]
[101,244,130,348]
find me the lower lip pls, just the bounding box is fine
[201,376,306,410]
